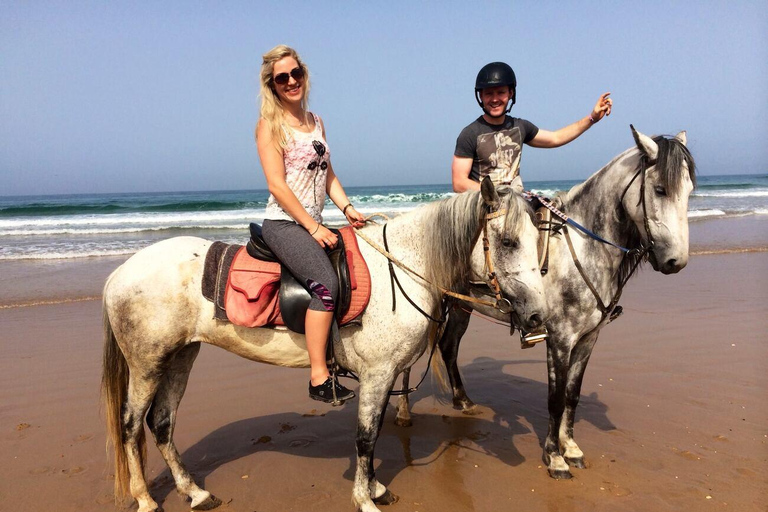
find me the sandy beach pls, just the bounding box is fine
[1,215,766,512]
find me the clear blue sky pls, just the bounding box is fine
[1,1,766,196]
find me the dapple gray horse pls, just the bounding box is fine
[101,179,547,512]
[396,126,696,479]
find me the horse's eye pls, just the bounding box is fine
[655,186,667,197]
[502,238,518,249]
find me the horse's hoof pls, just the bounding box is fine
[373,489,399,505]
[394,416,412,428]
[192,494,222,510]
[547,468,573,480]
[459,404,482,416]
[565,456,586,469]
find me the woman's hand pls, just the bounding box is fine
[344,206,366,228]
[310,223,338,248]
[590,92,613,122]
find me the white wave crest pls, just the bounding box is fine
[693,189,768,198]
[0,209,267,229]
[688,209,726,218]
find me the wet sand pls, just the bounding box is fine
[0,216,766,511]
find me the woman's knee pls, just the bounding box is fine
[307,278,338,312]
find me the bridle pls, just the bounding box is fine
[528,153,658,324]
[619,154,657,254]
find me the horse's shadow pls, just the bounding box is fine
[437,356,618,436]
[148,356,615,504]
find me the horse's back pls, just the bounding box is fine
[104,237,212,346]
[108,236,211,284]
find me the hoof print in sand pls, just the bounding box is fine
[62,466,86,476]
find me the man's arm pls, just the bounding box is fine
[528,92,612,148]
[451,156,479,192]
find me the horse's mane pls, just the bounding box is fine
[421,189,531,293]
[647,135,697,197]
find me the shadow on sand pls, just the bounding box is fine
[148,356,616,506]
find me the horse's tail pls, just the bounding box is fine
[429,313,451,395]
[101,276,145,503]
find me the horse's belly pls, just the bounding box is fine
[197,318,312,368]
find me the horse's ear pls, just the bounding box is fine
[480,176,500,208]
[630,124,659,161]
[674,130,687,146]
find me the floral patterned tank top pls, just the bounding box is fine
[264,113,330,223]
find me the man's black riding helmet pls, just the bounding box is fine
[475,62,517,115]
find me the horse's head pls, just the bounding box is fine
[624,126,696,274]
[478,178,547,330]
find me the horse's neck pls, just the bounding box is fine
[366,213,430,271]
[560,158,637,275]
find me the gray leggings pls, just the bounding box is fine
[261,219,337,312]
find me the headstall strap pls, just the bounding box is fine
[482,208,513,314]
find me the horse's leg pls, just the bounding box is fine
[352,371,399,512]
[543,338,573,479]
[394,370,412,427]
[123,370,163,512]
[438,307,476,413]
[146,343,222,511]
[559,331,600,469]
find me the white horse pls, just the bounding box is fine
[101,179,547,512]
[396,126,696,479]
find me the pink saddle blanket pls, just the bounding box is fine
[223,226,371,328]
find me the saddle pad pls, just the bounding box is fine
[337,226,372,325]
[222,226,371,328]
[224,249,282,327]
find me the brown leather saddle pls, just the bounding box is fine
[245,223,353,333]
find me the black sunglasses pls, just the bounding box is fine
[272,67,305,85]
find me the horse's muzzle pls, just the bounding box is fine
[524,312,544,331]
[649,251,687,274]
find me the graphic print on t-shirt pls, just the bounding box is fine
[476,126,522,184]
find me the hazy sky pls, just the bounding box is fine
[2,1,766,196]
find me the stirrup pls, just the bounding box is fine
[520,325,548,349]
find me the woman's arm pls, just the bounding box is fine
[319,118,365,227]
[527,92,612,148]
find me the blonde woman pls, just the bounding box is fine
[256,45,365,403]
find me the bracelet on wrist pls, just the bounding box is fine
[310,222,320,236]
[588,113,599,124]
[342,203,353,215]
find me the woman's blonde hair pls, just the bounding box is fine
[257,45,311,148]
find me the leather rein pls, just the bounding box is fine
[353,207,514,323]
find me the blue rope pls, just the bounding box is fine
[522,191,631,253]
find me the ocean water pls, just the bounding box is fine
[0,175,765,260]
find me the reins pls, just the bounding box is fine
[350,205,516,397]
[353,209,513,318]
